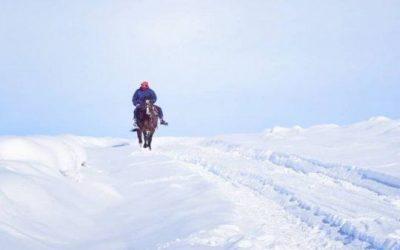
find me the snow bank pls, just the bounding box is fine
[262,116,400,139]
[261,116,400,178]
[0,136,130,249]
[263,125,304,138]
[0,135,130,180]
[0,136,87,180]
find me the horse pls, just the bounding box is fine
[134,100,158,150]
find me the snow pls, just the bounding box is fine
[0,117,399,249]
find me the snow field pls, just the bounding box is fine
[0,117,399,249]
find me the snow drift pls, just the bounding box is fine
[0,136,86,180]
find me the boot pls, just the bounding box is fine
[160,119,168,126]
[133,120,139,129]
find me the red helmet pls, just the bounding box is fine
[141,81,149,88]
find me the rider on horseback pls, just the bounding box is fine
[132,81,168,129]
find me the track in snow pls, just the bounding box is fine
[87,142,343,249]
[155,138,400,249]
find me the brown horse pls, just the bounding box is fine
[134,100,158,150]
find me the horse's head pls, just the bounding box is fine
[137,99,158,124]
[144,99,154,115]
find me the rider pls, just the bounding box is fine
[132,81,168,128]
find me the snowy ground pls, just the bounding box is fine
[0,117,399,249]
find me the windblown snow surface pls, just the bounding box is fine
[0,117,399,249]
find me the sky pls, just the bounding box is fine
[0,0,399,137]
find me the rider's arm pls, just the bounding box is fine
[132,90,139,106]
[150,89,157,104]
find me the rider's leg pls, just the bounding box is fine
[155,106,163,119]
[133,106,140,128]
[155,106,168,125]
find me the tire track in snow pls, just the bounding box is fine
[201,140,400,213]
[157,139,400,249]
[201,139,400,198]
[151,155,342,249]
[199,141,400,249]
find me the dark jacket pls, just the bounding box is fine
[132,88,157,106]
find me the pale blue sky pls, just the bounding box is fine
[1,0,399,137]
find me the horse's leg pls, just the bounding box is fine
[148,131,154,151]
[137,130,143,146]
[143,131,149,148]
